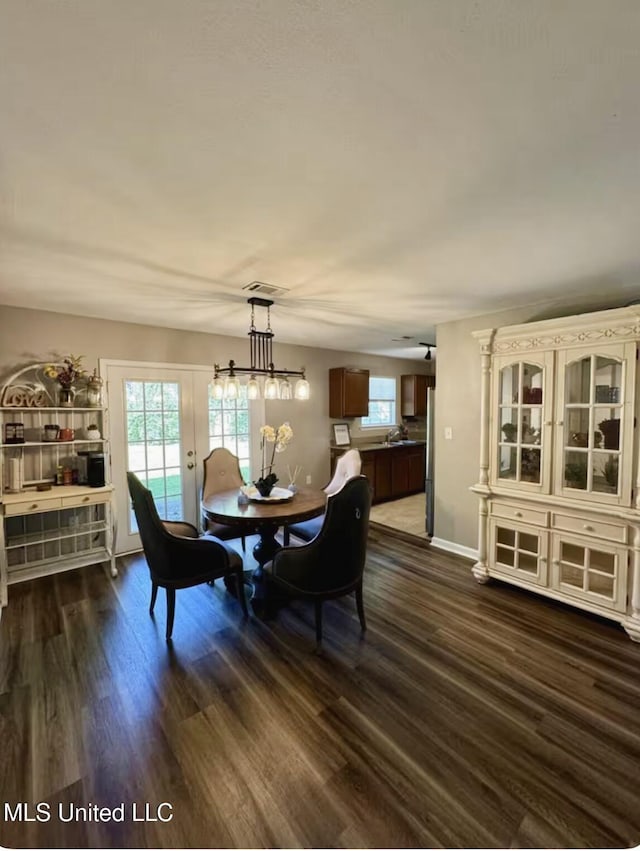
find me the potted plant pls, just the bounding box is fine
[565,461,588,489]
[254,422,293,497]
[598,418,620,450]
[501,423,517,443]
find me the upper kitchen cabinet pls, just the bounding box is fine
[329,368,369,418]
[401,374,435,417]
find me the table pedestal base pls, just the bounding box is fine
[223,526,288,618]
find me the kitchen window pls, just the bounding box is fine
[362,376,396,428]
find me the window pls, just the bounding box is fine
[125,380,183,525]
[208,384,251,481]
[361,376,396,428]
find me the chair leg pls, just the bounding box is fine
[241,536,246,552]
[149,582,158,615]
[356,582,366,632]
[165,587,176,641]
[314,600,323,645]
[236,569,249,617]
[283,527,290,547]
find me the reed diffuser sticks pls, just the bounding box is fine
[287,464,302,486]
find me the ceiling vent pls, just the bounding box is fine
[242,281,290,297]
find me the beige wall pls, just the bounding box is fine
[433,293,639,551]
[0,305,431,489]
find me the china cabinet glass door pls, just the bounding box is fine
[492,354,553,492]
[555,343,635,504]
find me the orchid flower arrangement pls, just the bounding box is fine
[254,422,294,495]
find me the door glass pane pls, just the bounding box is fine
[519,553,538,573]
[498,446,517,480]
[522,364,543,404]
[566,357,591,404]
[595,411,620,451]
[589,550,615,574]
[561,542,585,565]
[500,408,518,442]
[587,573,614,597]
[566,409,590,448]
[521,408,541,445]
[594,357,622,404]
[125,380,184,532]
[520,532,539,553]
[496,546,515,567]
[560,564,584,588]
[520,449,540,484]
[593,454,618,495]
[500,365,520,405]
[564,450,588,490]
[208,384,251,482]
[497,527,516,546]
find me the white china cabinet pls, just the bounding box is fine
[472,305,640,641]
[0,363,116,608]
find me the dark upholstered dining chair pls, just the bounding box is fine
[265,475,372,646]
[127,472,248,641]
[201,447,257,550]
[283,448,362,545]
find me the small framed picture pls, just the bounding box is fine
[333,423,351,446]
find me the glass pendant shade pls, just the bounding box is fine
[224,375,240,400]
[247,375,260,400]
[212,299,310,401]
[294,377,310,400]
[279,378,292,400]
[264,375,280,400]
[211,377,225,400]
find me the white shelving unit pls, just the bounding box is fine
[472,305,640,642]
[0,364,117,608]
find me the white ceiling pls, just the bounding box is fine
[2,0,640,360]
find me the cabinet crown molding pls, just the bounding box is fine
[473,305,640,353]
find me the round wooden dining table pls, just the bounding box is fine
[201,486,326,614]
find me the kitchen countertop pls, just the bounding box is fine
[331,440,426,452]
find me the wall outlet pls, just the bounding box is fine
[306,474,312,484]
[444,427,453,440]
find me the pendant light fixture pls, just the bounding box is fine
[213,298,309,400]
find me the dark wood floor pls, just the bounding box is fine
[1,529,640,849]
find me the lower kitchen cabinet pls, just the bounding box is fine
[331,443,425,504]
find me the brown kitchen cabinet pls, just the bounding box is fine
[329,368,369,418]
[401,373,435,417]
[330,443,425,504]
[361,456,376,498]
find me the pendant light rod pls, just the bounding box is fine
[213,298,309,400]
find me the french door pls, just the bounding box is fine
[105,362,257,554]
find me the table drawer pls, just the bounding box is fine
[551,513,627,544]
[5,497,62,516]
[62,492,110,509]
[491,502,548,527]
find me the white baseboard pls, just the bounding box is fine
[430,537,478,562]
